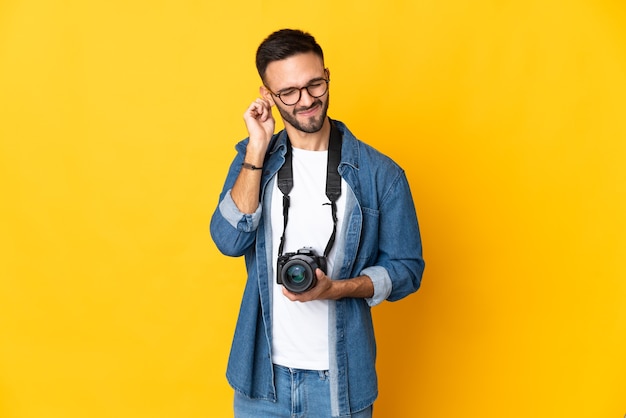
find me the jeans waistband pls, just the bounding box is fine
[273,363,329,379]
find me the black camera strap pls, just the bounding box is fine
[277,121,342,258]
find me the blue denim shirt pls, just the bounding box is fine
[210,119,424,417]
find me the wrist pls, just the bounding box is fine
[241,162,263,171]
[332,276,374,300]
[245,141,267,166]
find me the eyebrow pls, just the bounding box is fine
[276,76,327,94]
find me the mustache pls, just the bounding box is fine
[294,100,323,114]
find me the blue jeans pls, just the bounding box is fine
[234,364,374,417]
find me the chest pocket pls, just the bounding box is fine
[356,206,380,263]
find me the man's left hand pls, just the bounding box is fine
[282,268,336,302]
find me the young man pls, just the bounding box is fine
[210,29,425,417]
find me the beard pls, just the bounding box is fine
[275,95,330,134]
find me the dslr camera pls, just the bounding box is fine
[276,247,327,294]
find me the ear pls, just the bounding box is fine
[259,85,275,106]
[325,68,330,81]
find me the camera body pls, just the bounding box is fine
[276,247,327,294]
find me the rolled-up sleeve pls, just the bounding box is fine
[210,189,263,257]
[219,189,263,232]
[361,266,392,307]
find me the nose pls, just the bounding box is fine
[297,86,315,107]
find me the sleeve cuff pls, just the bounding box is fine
[361,266,392,307]
[219,189,263,232]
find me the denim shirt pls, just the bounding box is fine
[210,119,425,417]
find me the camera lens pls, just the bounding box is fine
[277,249,327,294]
[286,265,307,284]
[280,256,316,293]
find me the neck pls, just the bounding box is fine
[284,117,331,151]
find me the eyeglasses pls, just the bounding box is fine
[266,78,330,106]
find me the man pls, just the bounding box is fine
[210,29,424,417]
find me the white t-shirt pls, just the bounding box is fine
[270,147,346,370]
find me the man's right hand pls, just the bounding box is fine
[231,98,275,214]
[243,98,275,151]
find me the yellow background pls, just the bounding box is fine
[1,0,625,417]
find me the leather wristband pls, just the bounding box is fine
[242,162,263,171]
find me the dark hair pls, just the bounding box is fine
[255,29,324,81]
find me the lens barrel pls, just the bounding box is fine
[280,255,317,293]
[277,248,326,293]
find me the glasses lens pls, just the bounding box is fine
[306,80,328,98]
[280,89,300,105]
[277,80,328,105]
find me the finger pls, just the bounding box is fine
[244,102,260,119]
[258,104,269,122]
[245,109,264,124]
[282,287,299,301]
[247,99,270,120]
